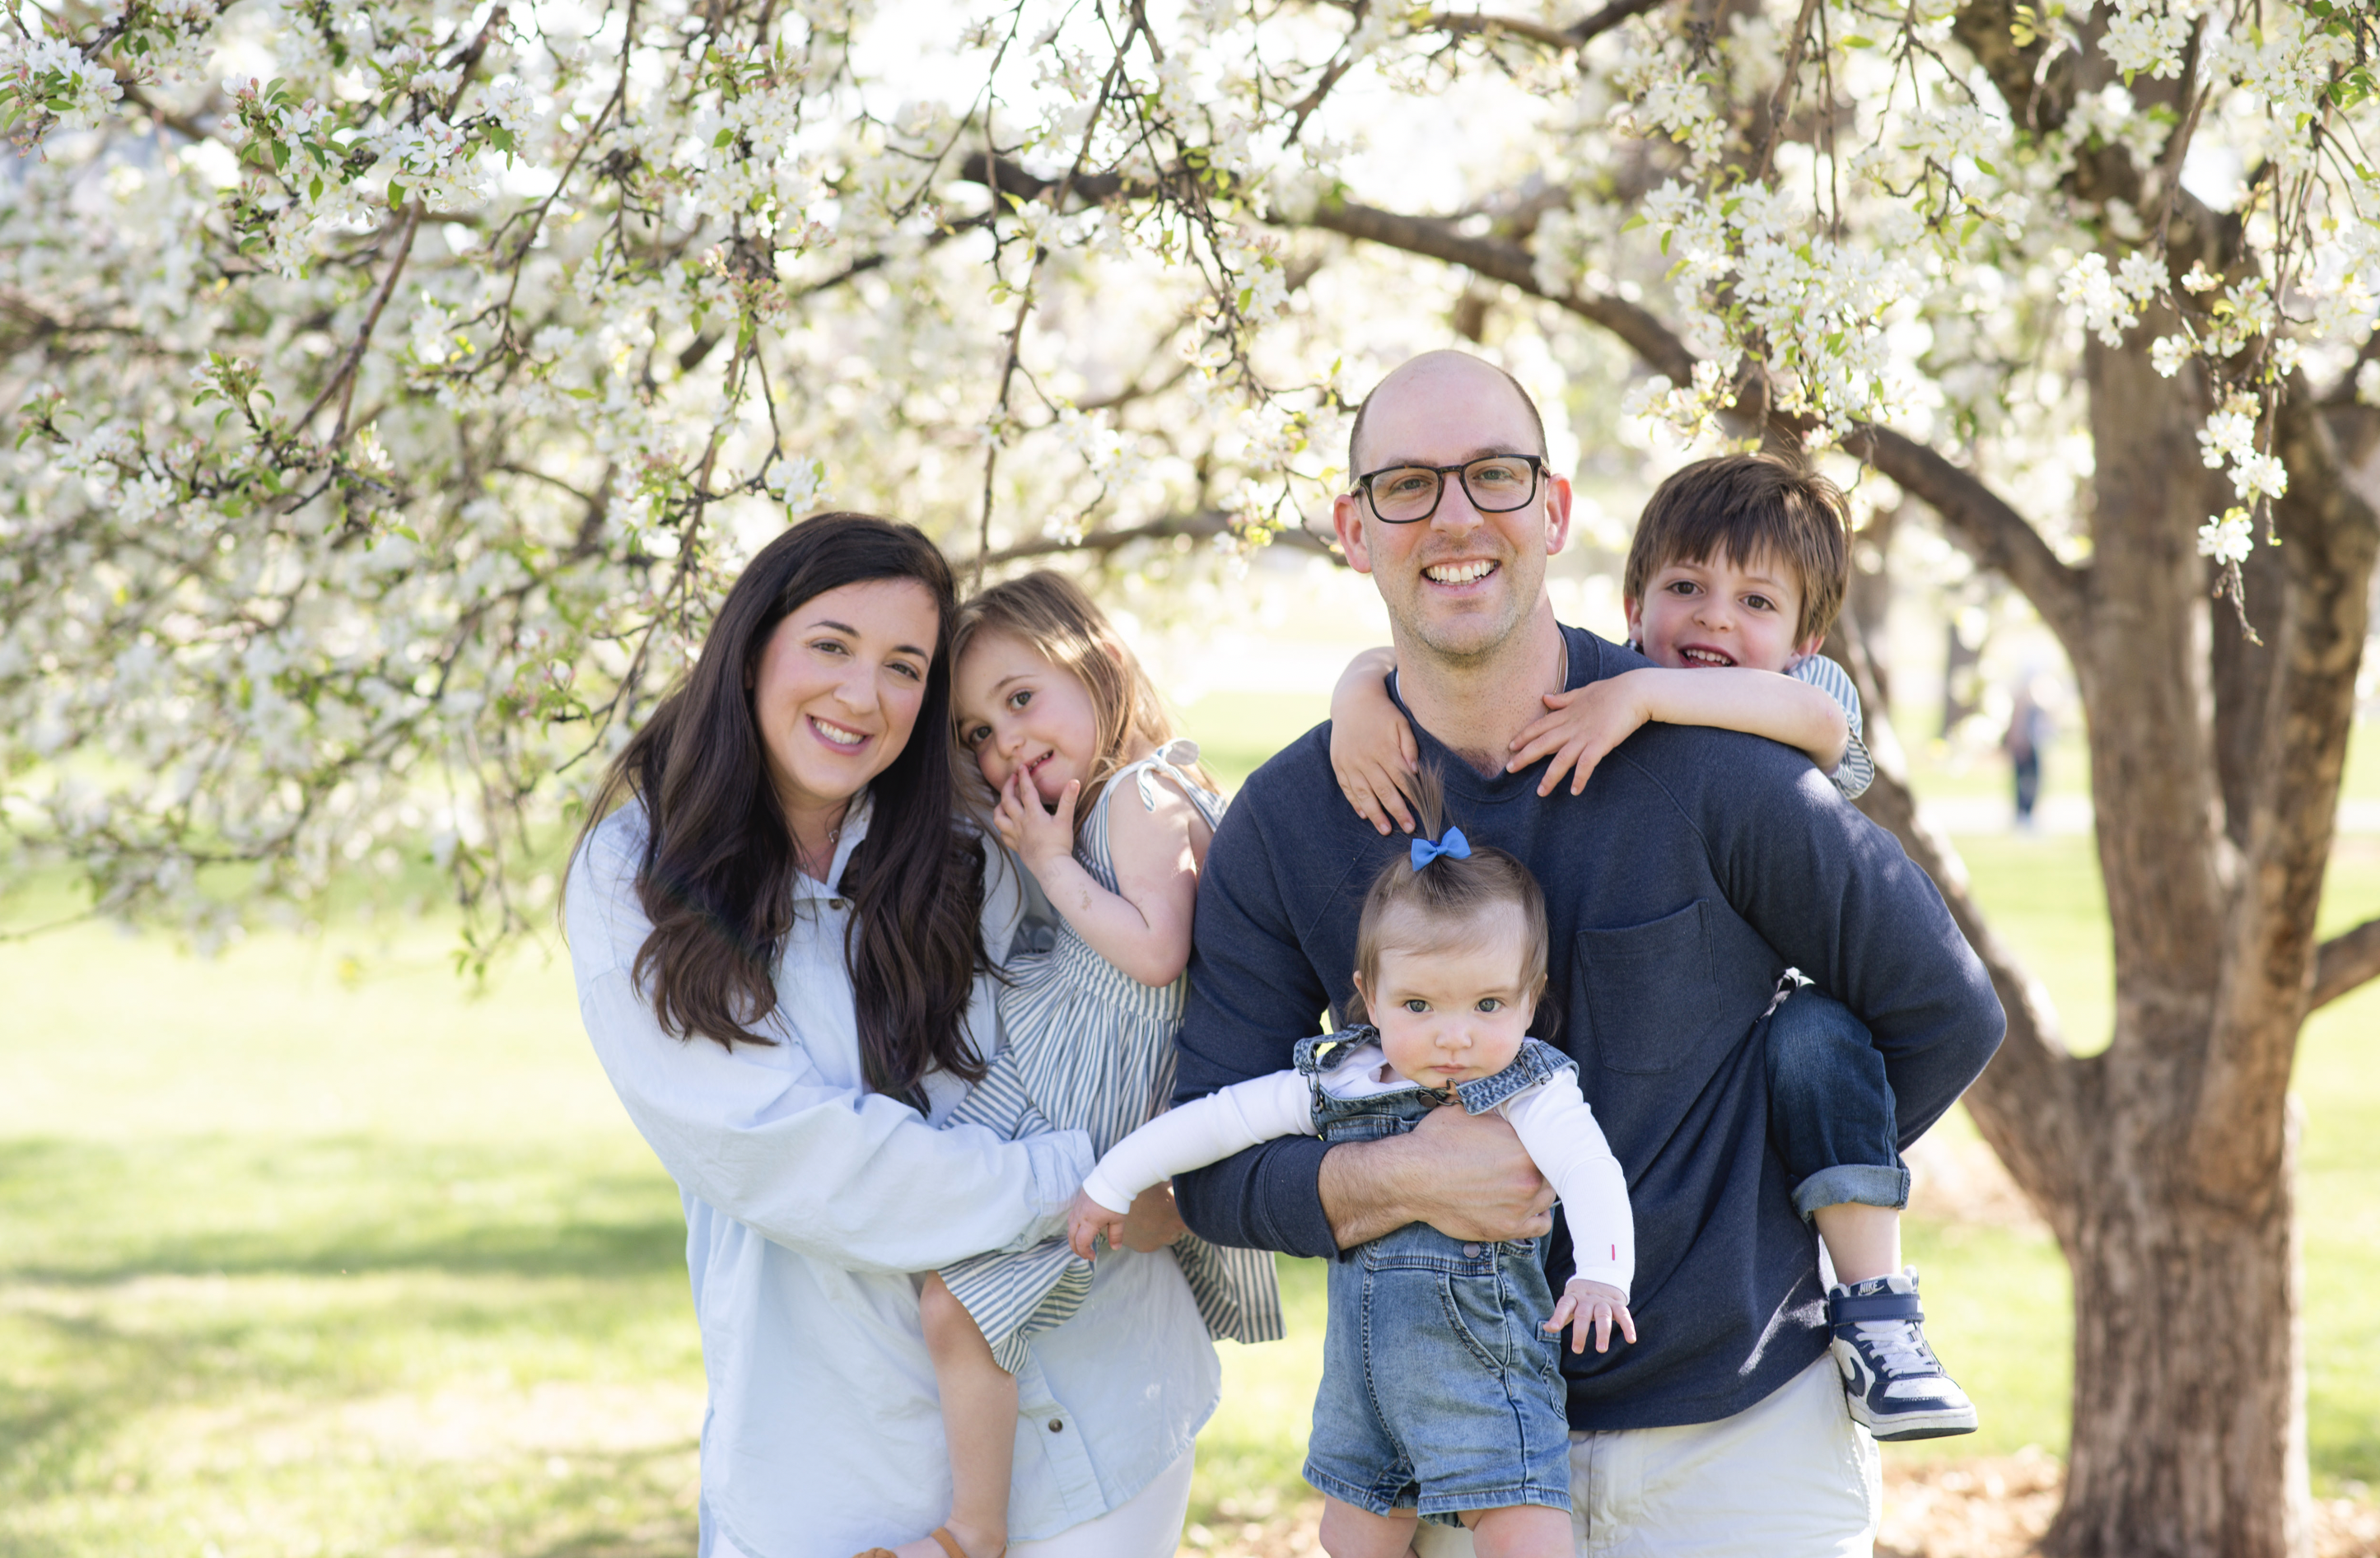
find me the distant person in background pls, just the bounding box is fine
[2004,680,2050,828]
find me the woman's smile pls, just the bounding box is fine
[750,577,939,844]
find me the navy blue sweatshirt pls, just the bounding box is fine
[1172,626,2004,1431]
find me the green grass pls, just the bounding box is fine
[4,721,2378,1551]
[0,928,704,1556]
[1176,690,1332,791]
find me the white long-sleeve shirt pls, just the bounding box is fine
[1083,1038,1636,1298]
[567,800,1219,1558]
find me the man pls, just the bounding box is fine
[1171,350,2004,1555]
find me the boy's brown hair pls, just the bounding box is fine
[1621,455,1853,648]
[1344,767,1552,1033]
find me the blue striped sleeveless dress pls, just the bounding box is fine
[939,740,1284,1373]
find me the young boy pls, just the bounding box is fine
[1328,451,1979,1442]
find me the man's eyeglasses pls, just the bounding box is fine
[1349,455,1547,524]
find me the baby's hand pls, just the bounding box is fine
[993,769,1078,875]
[1328,649,1419,835]
[1508,675,1650,797]
[1066,1188,1130,1261]
[1544,1277,1638,1354]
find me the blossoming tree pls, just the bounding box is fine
[2,0,2376,1548]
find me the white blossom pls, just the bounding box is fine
[2060,253,2140,347]
[2198,508,2256,564]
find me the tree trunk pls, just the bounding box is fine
[2048,1080,2307,1558]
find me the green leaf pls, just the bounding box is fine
[1841,34,1874,47]
[1659,230,1672,256]
[1972,157,1998,176]
[1960,215,1983,243]
[1620,213,1647,233]
[715,127,736,148]
[386,180,407,208]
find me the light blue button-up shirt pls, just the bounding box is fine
[567,798,1220,1558]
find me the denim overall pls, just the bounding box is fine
[1295,1029,1576,1525]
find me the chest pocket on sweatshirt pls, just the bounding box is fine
[1576,900,1719,1076]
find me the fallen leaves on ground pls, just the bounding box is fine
[1177,1455,2380,1557]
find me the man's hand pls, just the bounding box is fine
[1545,1277,1637,1354]
[1118,1180,1188,1252]
[1065,1181,1185,1257]
[1318,1104,1554,1250]
[1066,1188,1127,1259]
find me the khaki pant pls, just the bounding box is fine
[1412,1354,1881,1557]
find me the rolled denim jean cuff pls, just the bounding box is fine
[1790,1164,1911,1222]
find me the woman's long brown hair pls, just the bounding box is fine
[572,513,990,1105]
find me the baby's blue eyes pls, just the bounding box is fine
[1402,998,1430,1014]
[1477,998,1503,1013]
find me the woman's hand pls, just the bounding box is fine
[1544,1276,1638,1354]
[992,769,1078,877]
[1118,1180,1188,1252]
[1066,1188,1129,1260]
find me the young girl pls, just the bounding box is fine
[861,572,1281,1558]
[1064,773,1636,1558]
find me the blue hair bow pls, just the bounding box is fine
[1410,826,1471,871]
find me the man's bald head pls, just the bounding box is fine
[1346,351,1548,478]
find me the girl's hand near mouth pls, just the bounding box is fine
[992,767,1079,879]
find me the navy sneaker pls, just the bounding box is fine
[1827,1268,1978,1440]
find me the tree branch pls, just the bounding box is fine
[1424,0,1668,51]
[952,508,1333,571]
[1300,197,1696,382]
[954,159,2101,675]
[295,205,424,442]
[953,150,1135,206]
[1281,194,2099,655]
[2312,917,2380,1010]
[1846,424,2090,655]
[1829,614,2084,1226]
[2186,380,2380,1200]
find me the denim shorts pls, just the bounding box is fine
[1295,1031,1576,1523]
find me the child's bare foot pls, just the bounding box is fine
[884,1523,1004,1558]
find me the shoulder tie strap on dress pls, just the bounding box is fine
[1131,736,1206,812]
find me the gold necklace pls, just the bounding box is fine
[802,809,846,881]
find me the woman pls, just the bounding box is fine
[565,513,1219,1558]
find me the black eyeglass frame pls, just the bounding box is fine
[1349,454,1549,525]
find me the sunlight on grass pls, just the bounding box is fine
[4,720,2377,1550]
